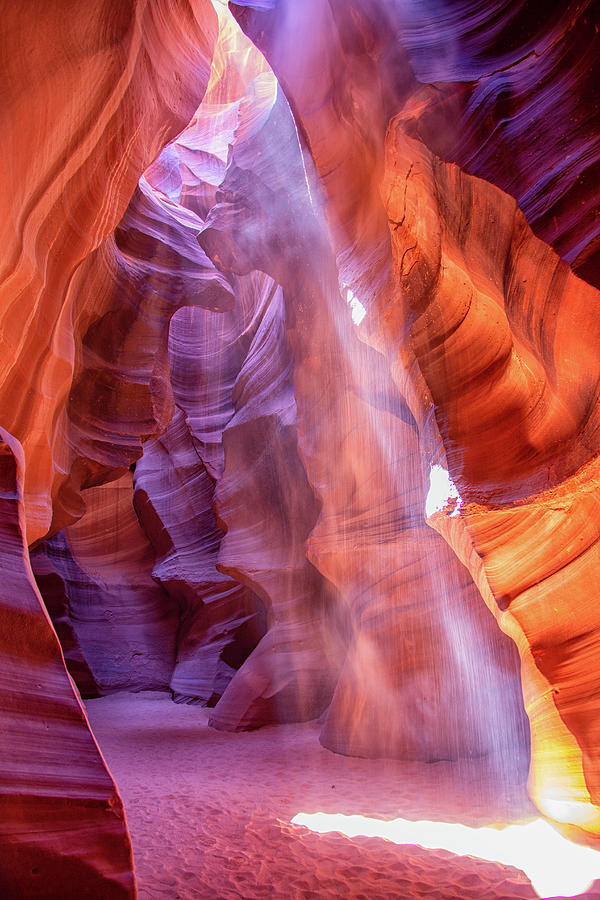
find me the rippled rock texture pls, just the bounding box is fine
[32,472,177,695]
[383,126,600,836]
[0,0,219,893]
[2,0,600,891]
[232,0,600,838]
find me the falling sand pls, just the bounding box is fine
[87,693,600,900]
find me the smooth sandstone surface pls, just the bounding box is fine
[382,126,600,833]
[0,0,219,544]
[0,429,134,898]
[34,472,177,694]
[195,9,526,763]
[137,10,345,721]
[391,0,600,289]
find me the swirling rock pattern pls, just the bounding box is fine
[137,9,347,723]
[3,7,600,898]
[390,0,600,288]
[0,0,219,890]
[196,13,526,763]
[382,126,600,835]
[44,7,347,721]
[0,0,219,544]
[233,0,600,289]
[35,472,177,694]
[133,405,265,706]
[232,0,600,835]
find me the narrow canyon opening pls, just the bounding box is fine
[3,1,600,898]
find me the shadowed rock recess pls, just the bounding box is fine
[1,0,600,893]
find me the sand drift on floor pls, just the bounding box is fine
[87,693,600,899]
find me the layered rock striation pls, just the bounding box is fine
[0,430,134,898]
[232,0,600,836]
[0,0,220,544]
[32,472,177,695]
[195,7,527,764]
[3,4,600,895]
[382,125,600,834]
[0,0,220,892]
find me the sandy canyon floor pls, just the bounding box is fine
[87,693,600,900]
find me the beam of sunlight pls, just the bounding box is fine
[291,812,600,898]
[425,463,462,518]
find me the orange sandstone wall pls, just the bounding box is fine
[0,0,218,544]
[382,125,600,835]
[0,0,219,891]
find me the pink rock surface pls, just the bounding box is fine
[36,472,177,694]
[195,7,526,760]
[141,12,347,722]
[232,0,600,834]
[381,124,600,834]
[134,407,264,705]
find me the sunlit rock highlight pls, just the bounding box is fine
[232,0,600,840]
[425,465,462,519]
[344,288,367,326]
[382,126,600,834]
[292,812,600,899]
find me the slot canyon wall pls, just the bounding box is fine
[1,0,599,894]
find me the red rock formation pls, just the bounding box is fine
[4,5,600,892]
[233,0,600,289]
[197,10,526,762]
[0,0,220,889]
[0,429,133,898]
[38,6,347,720]
[0,0,219,544]
[390,0,600,288]
[136,10,347,723]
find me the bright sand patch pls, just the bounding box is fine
[87,693,600,899]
